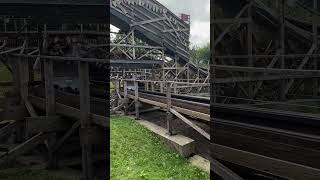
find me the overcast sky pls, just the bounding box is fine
[111,0,210,47]
[157,0,210,47]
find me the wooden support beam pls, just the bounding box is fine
[214,74,320,83]
[313,0,319,96]
[44,59,55,116]
[28,96,108,128]
[123,80,128,115]
[19,57,29,104]
[127,95,210,121]
[0,132,49,163]
[78,61,93,180]
[170,108,210,140]
[52,120,80,153]
[24,99,37,117]
[44,58,57,168]
[211,159,244,180]
[212,143,320,180]
[0,120,16,138]
[166,82,173,135]
[134,80,139,120]
[212,65,320,74]
[127,107,160,115]
[79,127,108,146]
[284,44,316,94]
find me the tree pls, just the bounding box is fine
[190,43,210,66]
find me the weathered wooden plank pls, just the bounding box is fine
[0,132,49,161]
[28,96,108,127]
[211,159,244,180]
[211,143,320,180]
[127,94,210,121]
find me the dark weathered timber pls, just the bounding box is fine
[211,143,320,180]
[0,0,108,24]
[25,116,70,134]
[78,61,93,180]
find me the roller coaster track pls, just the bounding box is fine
[110,0,208,76]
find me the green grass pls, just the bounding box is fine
[110,116,209,180]
[0,169,67,180]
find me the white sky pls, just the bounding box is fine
[111,0,210,47]
[157,0,210,47]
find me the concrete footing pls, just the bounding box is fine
[189,155,210,173]
[137,120,195,158]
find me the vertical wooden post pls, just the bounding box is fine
[166,82,173,135]
[146,82,149,91]
[115,78,120,97]
[44,59,55,116]
[151,82,155,92]
[44,58,57,168]
[11,58,20,97]
[124,80,128,115]
[187,63,190,83]
[279,0,286,100]
[132,29,136,59]
[78,61,93,180]
[173,82,177,94]
[160,81,164,93]
[41,24,47,82]
[134,79,139,120]
[19,57,29,104]
[248,0,254,99]
[313,0,318,96]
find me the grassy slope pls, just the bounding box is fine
[111,116,209,180]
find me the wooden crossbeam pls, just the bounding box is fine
[212,143,320,180]
[284,44,317,94]
[170,108,210,140]
[211,159,244,180]
[0,120,16,138]
[0,132,49,162]
[51,120,80,153]
[214,74,320,83]
[130,17,166,27]
[213,65,320,74]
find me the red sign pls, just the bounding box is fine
[180,14,190,23]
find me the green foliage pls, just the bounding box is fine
[0,62,12,82]
[110,116,209,180]
[190,43,210,67]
